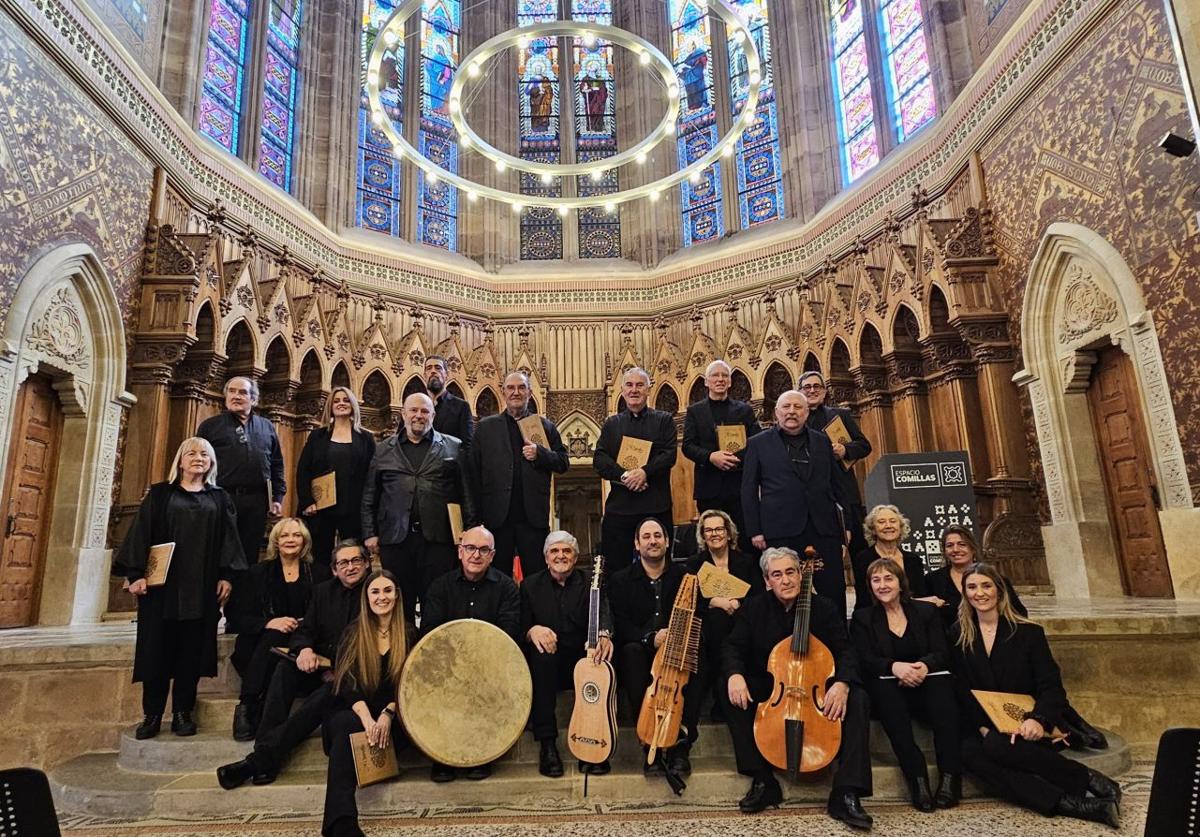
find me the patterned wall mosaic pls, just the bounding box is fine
[0,11,154,336]
[88,0,160,71]
[980,0,1200,492]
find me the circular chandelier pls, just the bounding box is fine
[365,0,763,214]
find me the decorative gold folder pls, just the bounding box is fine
[311,471,337,511]
[447,503,464,543]
[716,424,747,454]
[823,414,852,447]
[970,690,1067,739]
[145,542,175,587]
[350,731,399,787]
[517,415,549,449]
[616,436,652,471]
[696,562,752,599]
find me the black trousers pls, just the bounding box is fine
[379,533,456,625]
[695,494,753,555]
[257,660,324,740]
[616,640,700,747]
[770,529,848,622]
[492,518,549,578]
[141,618,205,715]
[962,731,1088,816]
[689,606,737,715]
[251,680,335,774]
[225,488,269,633]
[236,628,293,703]
[722,672,872,794]
[321,709,406,836]
[527,639,583,741]
[601,509,673,565]
[864,675,961,779]
[306,508,362,568]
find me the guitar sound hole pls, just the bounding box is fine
[582,682,601,704]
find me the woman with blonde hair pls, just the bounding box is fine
[297,386,377,564]
[856,504,928,607]
[227,517,332,740]
[950,562,1121,826]
[113,437,245,740]
[321,570,409,837]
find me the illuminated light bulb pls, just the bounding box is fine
[668,83,679,97]
[427,170,439,184]
[665,122,676,136]
[591,169,605,182]
[467,190,479,203]
[371,111,384,125]
[468,62,481,78]
[582,31,596,46]
[368,71,379,85]
[383,30,397,46]
[638,50,651,66]
[518,35,530,49]
[750,71,761,85]
[722,143,735,157]
[540,172,553,184]
[513,202,525,213]
[636,150,648,164]
[459,133,472,147]
[733,29,746,44]
[495,159,507,172]
[449,98,461,113]
[649,189,661,202]
[689,170,702,184]
[605,201,616,214]
[558,205,570,217]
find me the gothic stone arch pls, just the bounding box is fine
[1015,223,1200,599]
[0,243,134,624]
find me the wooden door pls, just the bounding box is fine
[0,374,63,627]
[1087,348,1173,597]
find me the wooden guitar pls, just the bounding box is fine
[567,555,618,765]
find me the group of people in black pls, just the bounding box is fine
[112,358,1121,835]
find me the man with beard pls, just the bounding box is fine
[425,354,474,451]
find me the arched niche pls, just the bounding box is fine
[446,380,465,400]
[729,368,752,403]
[331,361,351,391]
[224,319,258,381]
[761,361,792,422]
[0,243,134,625]
[361,369,394,434]
[401,375,427,400]
[655,383,680,415]
[688,376,706,405]
[828,338,854,407]
[475,387,499,418]
[1014,223,1199,599]
[802,352,822,374]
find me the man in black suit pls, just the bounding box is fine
[722,547,873,828]
[799,371,873,605]
[682,359,761,552]
[741,389,850,619]
[426,354,474,450]
[593,367,678,563]
[467,371,569,578]
[362,392,474,623]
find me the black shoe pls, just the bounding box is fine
[642,749,665,776]
[1063,705,1108,750]
[828,789,874,831]
[464,761,492,781]
[1087,768,1123,807]
[430,762,456,783]
[539,740,564,777]
[134,715,162,740]
[232,702,257,741]
[909,775,935,812]
[171,711,197,736]
[216,758,253,790]
[1055,793,1119,827]
[934,772,962,809]
[583,759,611,775]
[738,776,783,814]
[251,769,277,785]
[666,742,692,776]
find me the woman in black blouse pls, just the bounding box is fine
[854,504,929,608]
[227,517,331,741]
[923,525,1026,628]
[297,387,377,566]
[321,570,408,837]
[950,562,1121,827]
[114,437,245,740]
[850,557,961,811]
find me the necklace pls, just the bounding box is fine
[376,627,390,638]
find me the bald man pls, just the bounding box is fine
[362,392,475,622]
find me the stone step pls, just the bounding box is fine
[51,733,1132,820]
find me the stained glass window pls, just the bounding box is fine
[727,0,783,229]
[356,0,405,236]
[829,0,880,183]
[417,0,460,250]
[879,0,936,141]
[257,0,303,190]
[518,0,562,260]
[199,0,251,153]
[669,0,724,246]
[573,0,621,258]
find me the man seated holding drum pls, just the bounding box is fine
[420,525,521,782]
[520,530,613,777]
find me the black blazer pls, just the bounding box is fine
[468,412,568,529]
[850,599,948,679]
[360,430,474,546]
[856,546,928,598]
[294,426,376,511]
[432,390,474,450]
[740,426,842,541]
[226,557,332,635]
[807,404,871,509]
[519,567,612,642]
[950,620,1067,734]
[925,566,1027,628]
[682,398,761,502]
[288,576,364,660]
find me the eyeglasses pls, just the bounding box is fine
[799,384,825,392]
[334,557,367,570]
[460,544,496,558]
[701,526,727,535]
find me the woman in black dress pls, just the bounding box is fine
[850,557,961,811]
[228,517,331,740]
[321,570,408,837]
[297,387,377,565]
[854,504,928,608]
[113,437,245,740]
[950,562,1121,826]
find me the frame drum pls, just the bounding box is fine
[398,618,532,767]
